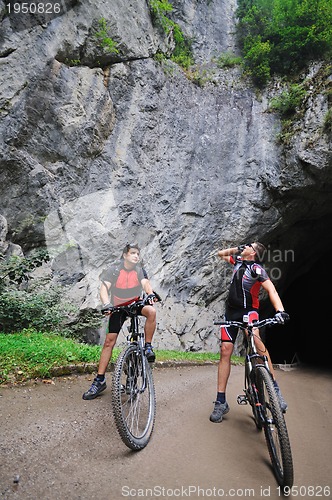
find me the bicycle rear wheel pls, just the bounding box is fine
[256,366,294,488]
[112,344,156,450]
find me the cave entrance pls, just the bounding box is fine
[266,249,331,369]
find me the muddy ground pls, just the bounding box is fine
[1,364,331,499]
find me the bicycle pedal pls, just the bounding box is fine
[237,394,248,405]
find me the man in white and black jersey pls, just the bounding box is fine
[210,242,290,423]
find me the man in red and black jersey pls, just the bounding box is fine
[83,243,158,400]
[210,242,290,422]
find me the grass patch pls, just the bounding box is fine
[0,330,243,384]
[0,330,105,383]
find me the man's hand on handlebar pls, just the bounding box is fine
[274,311,290,324]
[101,302,113,315]
[144,292,161,306]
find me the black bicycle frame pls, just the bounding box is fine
[215,316,279,424]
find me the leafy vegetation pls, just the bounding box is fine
[0,287,72,333]
[95,18,119,55]
[186,67,215,87]
[215,52,242,69]
[323,108,332,133]
[236,0,332,85]
[0,330,243,384]
[170,23,194,69]
[266,63,332,144]
[149,0,173,23]
[0,249,49,290]
[149,0,194,69]
[269,83,307,117]
[0,250,79,334]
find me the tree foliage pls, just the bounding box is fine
[237,0,332,85]
[269,83,307,116]
[0,250,72,333]
[0,249,49,292]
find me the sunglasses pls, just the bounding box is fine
[125,243,140,251]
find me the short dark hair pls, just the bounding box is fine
[122,243,140,256]
[252,242,267,263]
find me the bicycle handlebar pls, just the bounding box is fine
[102,292,162,315]
[213,317,279,329]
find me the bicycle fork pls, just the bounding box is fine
[125,316,148,394]
[127,351,148,396]
[137,344,148,393]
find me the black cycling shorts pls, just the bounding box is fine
[220,306,259,343]
[107,304,144,334]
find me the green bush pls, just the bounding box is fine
[237,0,332,85]
[215,52,242,69]
[148,0,194,70]
[0,249,49,291]
[95,18,119,54]
[170,23,194,69]
[0,287,71,333]
[269,84,307,117]
[243,36,271,85]
[0,249,75,334]
[149,0,173,25]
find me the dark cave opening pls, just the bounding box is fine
[266,252,331,369]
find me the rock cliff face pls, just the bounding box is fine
[0,1,331,354]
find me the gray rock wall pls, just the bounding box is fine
[0,1,331,351]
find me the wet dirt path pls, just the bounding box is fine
[1,365,331,499]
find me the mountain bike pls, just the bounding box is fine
[110,293,161,451]
[214,311,294,489]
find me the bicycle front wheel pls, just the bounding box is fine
[112,344,156,450]
[256,366,294,488]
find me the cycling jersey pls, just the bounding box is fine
[101,263,148,306]
[226,256,269,310]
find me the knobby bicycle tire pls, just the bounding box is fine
[111,344,156,450]
[256,366,294,488]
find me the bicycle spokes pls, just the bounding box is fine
[256,367,293,488]
[123,360,142,402]
[112,345,156,450]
